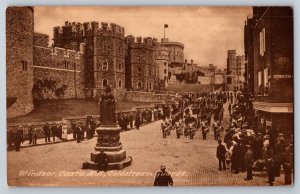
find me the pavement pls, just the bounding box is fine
[7,103,291,186]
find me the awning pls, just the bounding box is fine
[253,102,293,113]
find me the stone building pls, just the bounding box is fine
[53,21,127,97]
[33,32,85,99]
[125,36,158,91]
[6,7,34,118]
[244,6,293,137]
[155,43,169,87]
[236,55,246,83]
[226,50,245,90]
[160,38,184,63]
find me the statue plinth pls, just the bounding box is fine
[82,124,132,170]
[82,85,132,170]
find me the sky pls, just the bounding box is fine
[34,6,252,70]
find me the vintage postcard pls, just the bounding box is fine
[6,6,293,186]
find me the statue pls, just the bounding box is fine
[98,85,116,125]
[83,85,132,171]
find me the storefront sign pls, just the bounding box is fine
[273,75,292,79]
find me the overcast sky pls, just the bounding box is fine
[34,6,252,69]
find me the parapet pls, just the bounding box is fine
[126,35,157,48]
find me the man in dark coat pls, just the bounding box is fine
[97,150,108,172]
[28,126,33,144]
[43,123,51,143]
[216,140,226,170]
[244,145,254,180]
[153,164,173,186]
[14,128,23,152]
[76,124,82,143]
[231,141,240,174]
[51,123,58,142]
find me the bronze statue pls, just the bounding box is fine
[98,85,116,125]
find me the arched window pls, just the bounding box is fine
[149,83,152,90]
[102,61,108,70]
[137,81,142,89]
[102,79,108,87]
[118,80,122,87]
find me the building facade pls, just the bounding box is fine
[244,6,293,138]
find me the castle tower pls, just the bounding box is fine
[84,22,126,91]
[6,7,34,118]
[125,36,157,91]
[155,45,169,87]
[227,50,236,75]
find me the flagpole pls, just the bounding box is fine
[164,26,165,39]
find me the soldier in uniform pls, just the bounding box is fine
[153,164,173,186]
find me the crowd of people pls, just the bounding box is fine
[219,91,293,185]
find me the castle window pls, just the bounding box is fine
[149,69,152,76]
[102,79,108,87]
[259,28,266,56]
[137,81,142,89]
[102,61,108,70]
[118,80,122,87]
[64,61,69,69]
[149,83,152,90]
[21,60,28,71]
[164,62,167,67]
[164,69,167,74]
[119,63,122,70]
[138,67,142,76]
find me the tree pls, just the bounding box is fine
[32,78,57,99]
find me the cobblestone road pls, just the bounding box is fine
[7,103,289,186]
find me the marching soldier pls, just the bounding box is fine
[153,164,173,186]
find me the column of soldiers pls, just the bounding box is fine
[160,92,227,141]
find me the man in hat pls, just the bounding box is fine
[216,140,226,171]
[153,164,173,186]
[244,144,254,180]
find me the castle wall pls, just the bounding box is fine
[124,91,178,103]
[6,7,34,118]
[33,45,85,99]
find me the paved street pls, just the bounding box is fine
[7,104,287,186]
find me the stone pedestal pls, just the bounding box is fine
[82,124,132,170]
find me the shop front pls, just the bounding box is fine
[253,102,293,142]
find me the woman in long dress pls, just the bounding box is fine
[62,123,68,141]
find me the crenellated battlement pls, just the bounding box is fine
[54,21,125,39]
[126,35,157,50]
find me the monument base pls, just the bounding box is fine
[82,125,132,171]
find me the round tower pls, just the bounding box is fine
[155,46,169,87]
[6,7,34,118]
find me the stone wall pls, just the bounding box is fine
[124,91,178,103]
[6,7,34,118]
[33,46,85,99]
